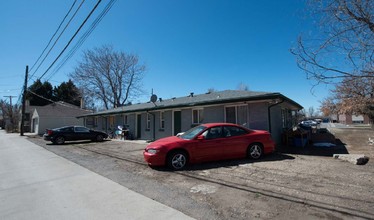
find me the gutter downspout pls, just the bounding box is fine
[267,99,284,134]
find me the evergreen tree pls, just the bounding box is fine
[26,80,54,106]
[54,79,81,106]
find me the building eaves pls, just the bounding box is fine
[78,90,303,118]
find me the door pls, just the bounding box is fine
[222,125,249,158]
[191,126,227,162]
[74,126,92,140]
[173,111,182,135]
[136,114,141,139]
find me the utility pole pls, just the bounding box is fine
[20,65,28,136]
[3,96,16,106]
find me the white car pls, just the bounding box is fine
[300,120,318,127]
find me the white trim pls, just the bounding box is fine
[159,111,165,129]
[224,104,249,126]
[192,108,204,124]
[146,113,151,130]
[123,114,129,126]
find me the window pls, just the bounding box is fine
[75,126,89,132]
[124,115,128,125]
[192,109,204,124]
[225,105,248,126]
[202,126,222,139]
[180,125,206,140]
[60,127,74,132]
[160,111,165,129]
[86,117,97,126]
[237,105,248,126]
[223,126,248,137]
[225,107,236,124]
[282,109,288,128]
[146,113,151,130]
[25,113,30,121]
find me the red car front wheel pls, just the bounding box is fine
[167,151,187,170]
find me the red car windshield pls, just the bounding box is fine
[179,125,207,140]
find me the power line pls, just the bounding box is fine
[29,0,77,73]
[47,0,117,81]
[23,0,116,106]
[27,90,84,110]
[29,0,85,80]
[37,0,102,81]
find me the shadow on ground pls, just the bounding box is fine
[152,153,295,172]
[280,128,348,157]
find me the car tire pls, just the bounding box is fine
[247,143,263,159]
[167,151,188,170]
[95,134,104,142]
[54,136,65,145]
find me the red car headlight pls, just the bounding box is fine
[146,149,160,155]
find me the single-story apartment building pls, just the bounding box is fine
[79,90,303,146]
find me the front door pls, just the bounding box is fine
[136,114,141,139]
[173,111,182,135]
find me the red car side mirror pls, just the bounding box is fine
[197,135,205,140]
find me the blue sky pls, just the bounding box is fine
[0,0,330,111]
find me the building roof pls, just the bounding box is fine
[34,101,92,117]
[78,90,303,118]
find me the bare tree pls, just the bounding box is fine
[207,88,216,93]
[70,45,145,110]
[0,99,20,132]
[236,82,249,91]
[333,76,374,122]
[292,0,374,126]
[308,106,316,118]
[320,96,339,117]
[291,0,374,84]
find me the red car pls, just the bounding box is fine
[143,123,275,170]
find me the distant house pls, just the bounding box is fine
[78,90,303,146]
[337,114,370,124]
[31,101,92,135]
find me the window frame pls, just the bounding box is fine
[159,111,165,129]
[146,113,151,130]
[192,108,204,124]
[124,114,129,126]
[224,104,248,126]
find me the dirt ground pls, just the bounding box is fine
[26,125,374,220]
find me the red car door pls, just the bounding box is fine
[221,126,250,159]
[190,126,227,162]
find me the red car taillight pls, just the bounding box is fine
[47,130,53,135]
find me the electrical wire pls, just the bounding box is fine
[46,0,117,81]
[27,90,86,110]
[29,0,85,81]
[37,0,102,81]
[29,0,77,73]
[22,0,116,106]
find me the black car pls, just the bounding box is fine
[43,126,108,145]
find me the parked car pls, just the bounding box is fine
[300,120,318,127]
[143,123,275,170]
[43,126,108,145]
